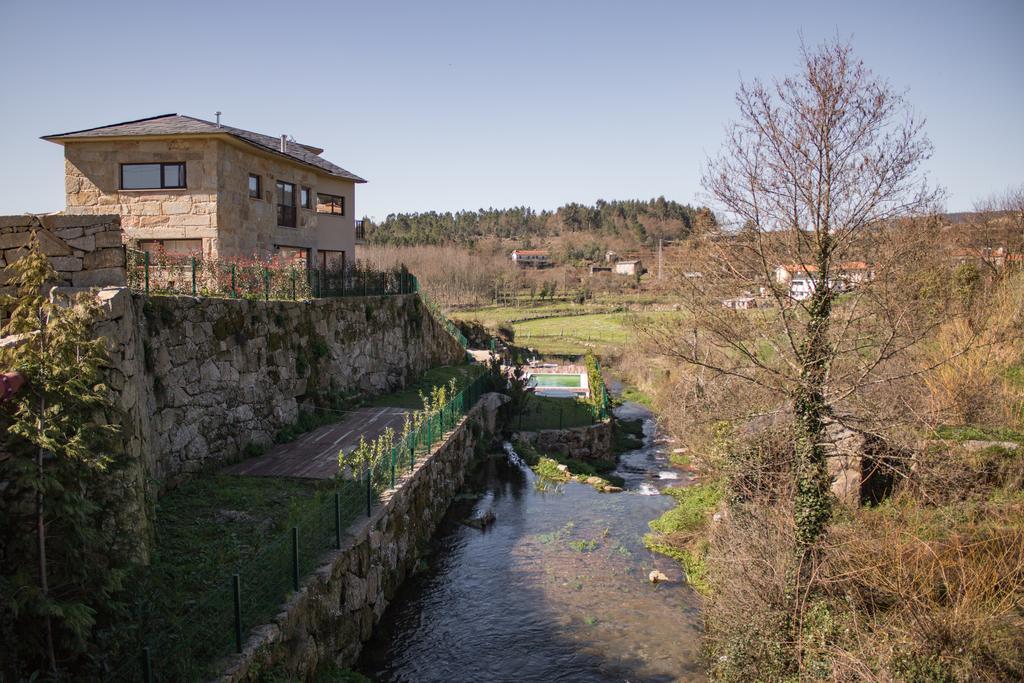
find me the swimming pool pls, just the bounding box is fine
[530,373,583,388]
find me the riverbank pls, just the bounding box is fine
[357,397,705,681]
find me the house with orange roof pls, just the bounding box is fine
[510,249,551,268]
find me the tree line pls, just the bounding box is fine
[362,197,716,248]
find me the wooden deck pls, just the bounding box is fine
[224,406,411,480]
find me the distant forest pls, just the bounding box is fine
[362,197,716,248]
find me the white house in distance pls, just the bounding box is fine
[511,249,550,267]
[773,262,875,301]
[613,259,644,276]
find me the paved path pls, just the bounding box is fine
[224,406,411,480]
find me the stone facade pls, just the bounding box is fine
[93,290,466,488]
[61,137,356,263]
[0,214,125,294]
[513,419,614,461]
[220,393,507,681]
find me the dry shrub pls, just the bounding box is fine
[911,442,1024,505]
[359,243,517,307]
[823,496,1024,681]
[702,502,803,682]
[922,270,1024,427]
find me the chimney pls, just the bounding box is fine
[280,135,287,152]
[215,111,222,126]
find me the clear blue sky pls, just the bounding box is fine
[1,0,1021,219]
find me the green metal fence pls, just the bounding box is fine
[412,275,468,349]
[126,249,416,301]
[106,373,489,682]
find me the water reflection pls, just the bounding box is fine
[358,403,705,682]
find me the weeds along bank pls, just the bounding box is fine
[610,265,1024,680]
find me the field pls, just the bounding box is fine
[453,302,681,356]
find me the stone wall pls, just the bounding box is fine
[93,290,467,488]
[0,214,125,292]
[221,392,507,681]
[513,419,614,461]
[64,138,220,253]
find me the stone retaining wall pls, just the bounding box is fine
[92,289,467,489]
[513,419,614,461]
[220,392,507,681]
[0,214,125,292]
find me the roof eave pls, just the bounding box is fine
[42,131,367,183]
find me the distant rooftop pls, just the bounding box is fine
[42,113,366,183]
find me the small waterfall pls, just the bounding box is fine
[503,441,527,469]
[637,482,660,496]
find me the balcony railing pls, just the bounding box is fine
[355,219,366,241]
[277,204,297,228]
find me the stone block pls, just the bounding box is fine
[83,248,125,270]
[72,267,126,288]
[162,201,191,215]
[41,214,117,230]
[94,230,124,248]
[35,229,73,256]
[66,234,96,251]
[54,227,84,240]
[0,216,38,230]
[49,256,84,272]
[0,231,30,250]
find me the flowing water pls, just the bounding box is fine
[357,400,705,682]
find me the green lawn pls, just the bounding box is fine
[512,395,596,430]
[513,311,681,355]
[116,475,361,679]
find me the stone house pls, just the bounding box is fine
[773,261,874,301]
[613,259,643,276]
[42,113,366,270]
[510,249,550,267]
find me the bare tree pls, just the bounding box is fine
[642,39,944,551]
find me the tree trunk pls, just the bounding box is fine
[793,260,834,550]
[37,434,57,675]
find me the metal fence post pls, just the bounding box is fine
[232,574,242,653]
[334,491,342,550]
[291,527,300,591]
[409,439,415,471]
[291,272,296,300]
[144,251,150,295]
[191,256,197,296]
[141,646,153,683]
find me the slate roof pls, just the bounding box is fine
[42,113,366,183]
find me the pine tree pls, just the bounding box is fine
[0,235,128,678]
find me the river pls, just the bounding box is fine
[357,400,705,682]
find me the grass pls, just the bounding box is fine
[644,482,724,593]
[618,385,653,407]
[368,363,486,408]
[455,302,683,355]
[933,424,1024,444]
[513,395,597,431]
[118,474,358,677]
[513,312,644,355]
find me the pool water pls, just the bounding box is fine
[530,373,583,388]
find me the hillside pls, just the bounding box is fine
[361,197,716,250]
